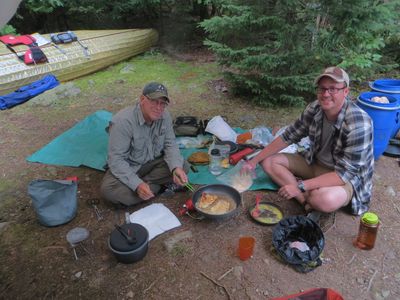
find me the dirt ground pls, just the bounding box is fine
[1,50,400,300]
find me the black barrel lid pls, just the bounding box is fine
[110,223,148,252]
[384,139,400,158]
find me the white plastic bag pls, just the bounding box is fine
[205,116,237,142]
[216,160,253,193]
[176,135,212,149]
[250,126,274,146]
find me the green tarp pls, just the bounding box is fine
[181,148,277,190]
[26,110,278,191]
[27,110,112,171]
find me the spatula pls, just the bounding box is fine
[252,194,262,218]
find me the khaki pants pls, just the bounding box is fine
[284,153,353,205]
[100,157,188,206]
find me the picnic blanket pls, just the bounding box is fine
[181,148,277,190]
[26,110,278,191]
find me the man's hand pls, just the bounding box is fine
[172,167,188,185]
[136,182,155,200]
[278,184,302,200]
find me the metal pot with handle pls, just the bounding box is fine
[108,223,149,264]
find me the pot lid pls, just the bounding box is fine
[110,223,148,252]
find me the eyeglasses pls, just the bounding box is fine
[146,97,168,108]
[316,86,346,95]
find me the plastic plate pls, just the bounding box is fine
[249,202,283,225]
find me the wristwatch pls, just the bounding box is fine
[297,180,306,193]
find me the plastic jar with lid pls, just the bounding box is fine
[209,148,223,175]
[353,212,379,250]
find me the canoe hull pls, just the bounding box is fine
[0,29,158,95]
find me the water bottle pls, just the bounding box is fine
[209,148,223,175]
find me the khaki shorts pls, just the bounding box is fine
[283,153,353,205]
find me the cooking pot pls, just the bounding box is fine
[192,184,241,221]
[108,223,149,264]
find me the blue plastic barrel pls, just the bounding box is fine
[370,79,400,93]
[370,79,400,137]
[357,92,400,160]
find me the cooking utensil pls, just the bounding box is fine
[178,198,205,219]
[114,224,136,244]
[191,184,241,221]
[66,227,90,260]
[108,223,149,264]
[252,194,262,218]
[178,198,195,216]
[249,202,283,225]
[184,182,195,192]
[86,198,103,221]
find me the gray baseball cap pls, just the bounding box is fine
[314,66,350,87]
[142,82,169,102]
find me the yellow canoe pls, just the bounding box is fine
[0,29,158,95]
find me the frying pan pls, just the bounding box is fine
[191,184,241,220]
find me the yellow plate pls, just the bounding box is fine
[249,202,283,225]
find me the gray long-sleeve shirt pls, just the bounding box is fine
[107,103,183,191]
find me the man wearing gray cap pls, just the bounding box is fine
[243,67,374,216]
[101,82,188,206]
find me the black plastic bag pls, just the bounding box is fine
[28,179,78,227]
[272,215,325,273]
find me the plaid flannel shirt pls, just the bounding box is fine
[281,99,374,215]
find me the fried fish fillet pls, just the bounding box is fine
[209,199,231,214]
[197,193,218,209]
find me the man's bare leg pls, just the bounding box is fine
[261,154,307,205]
[308,186,348,213]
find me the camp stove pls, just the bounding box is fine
[178,198,195,216]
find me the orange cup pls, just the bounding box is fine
[237,236,255,261]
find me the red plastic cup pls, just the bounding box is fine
[237,236,255,261]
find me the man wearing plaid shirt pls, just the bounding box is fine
[244,67,374,215]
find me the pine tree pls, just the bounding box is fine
[200,0,400,106]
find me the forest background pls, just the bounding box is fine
[2,0,400,105]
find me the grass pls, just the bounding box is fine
[74,51,221,100]
[170,243,190,257]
